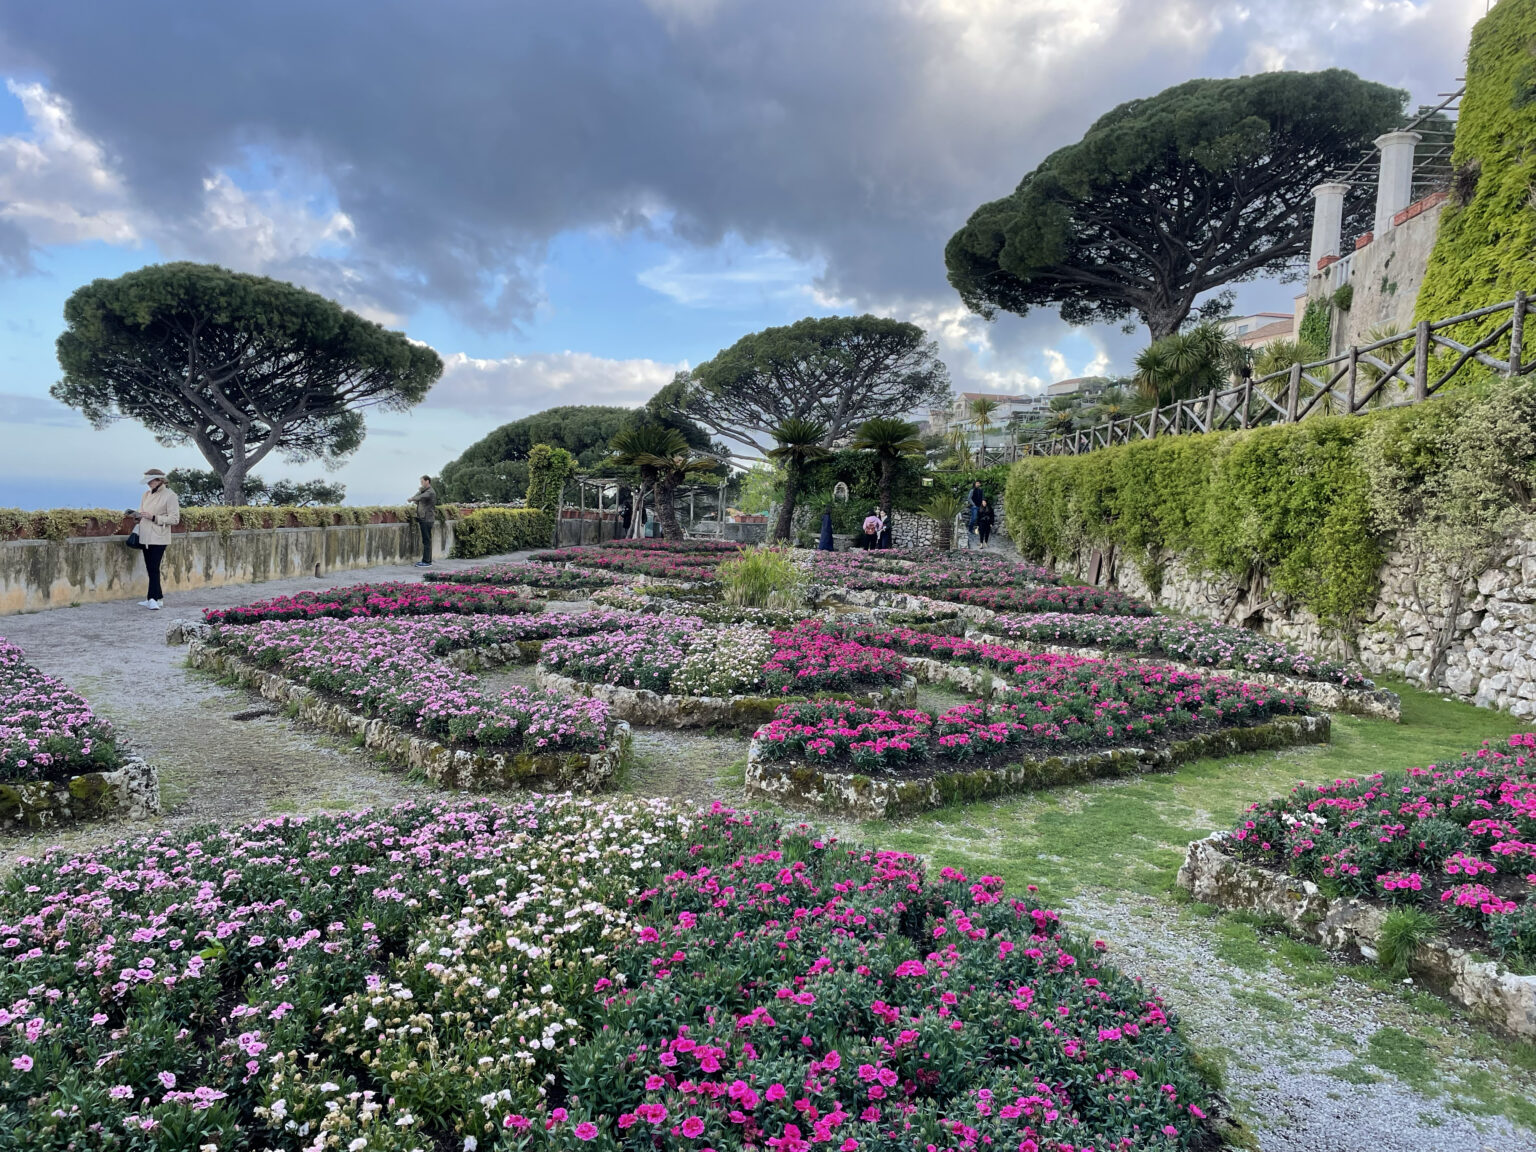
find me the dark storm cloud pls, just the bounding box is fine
[0,0,1483,333]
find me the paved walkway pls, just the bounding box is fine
[0,551,536,867]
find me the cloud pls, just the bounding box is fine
[0,0,1485,333]
[638,237,825,308]
[0,390,86,426]
[425,350,684,417]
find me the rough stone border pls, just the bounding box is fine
[535,669,919,731]
[186,640,627,793]
[967,632,1401,722]
[0,755,161,831]
[745,713,1330,820]
[1177,835,1536,1041]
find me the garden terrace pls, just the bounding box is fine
[430,561,621,593]
[1,635,123,786]
[0,797,1222,1150]
[202,582,543,625]
[804,549,1059,592]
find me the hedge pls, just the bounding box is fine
[1415,0,1536,323]
[1004,378,1536,630]
[0,504,481,544]
[451,507,555,557]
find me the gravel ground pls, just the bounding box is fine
[3,549,1532,1150]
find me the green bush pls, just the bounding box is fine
[1004,377,1536,632]
[451,507,554,558]
[1416,0,1536,323]
[1377,908,1439,979]
[716,545,805,608]
[525,443,576,514]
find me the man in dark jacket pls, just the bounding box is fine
[409,475,436,566]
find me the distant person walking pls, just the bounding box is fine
[130,468,180,610]
[877,509,892,550]
[977,499,995,547]
[818,509,834,551]
[967,479,985,547]
[409,475,436,567]
[861,509,882,550]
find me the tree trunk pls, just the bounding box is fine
[878,457,893,521]
[221,458,250,506]
[1146,307,1185,342]
[773,469,797,543]
[655,478,684,542]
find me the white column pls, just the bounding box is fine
[1309,182,1348,270]
[1374,131,1421,234]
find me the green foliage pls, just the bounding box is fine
[716,546,806,609]
[684,315,949,454]
[1331,283,1354,312]
[524,443,576,515]
[921,491,964,548]
[450,507,554,558]
[767,418,833,542]
[52,263,442,504]
[928,464,1011,505]
[1005,378,1536,631]
[1134,323,1244,405]
[1297,297,1332,350]
[1378,909,1440,980]
[736,462,781,514]
[1416,0,1536,323]
[946,70,1403,338]
[167,468,346,508]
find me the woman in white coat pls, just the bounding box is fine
[131,468,181,610]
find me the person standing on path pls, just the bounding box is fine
[130,468,180,610]
[408,475,436,567]
[967,479,985,547]
[818,509,834,551]
[860,508,881,549]
[977,499,995,547]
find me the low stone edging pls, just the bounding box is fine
[534,669,919,730]
[967,632,1401,721]
[1177,835,1536,1041]
[745,713,1330,820]
[0,755,161,831]
[186,640,626,793]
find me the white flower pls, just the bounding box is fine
[271,1100,288,1120]
[320,1082,340,1093]
[349,1139,367,1151]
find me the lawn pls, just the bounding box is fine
[865,677,1531,906]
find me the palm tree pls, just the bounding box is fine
[610,425,714,541]
[922,491,963,549]
[1134,323,1241,407]
[1045,396,1077,435]
[766,418,831,543]
[945,426,975,469]
[849,416,924,518]
[966,396,1001,459]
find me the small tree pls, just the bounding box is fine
[922,491,964,549]
[53,263,442,504]
[526,443,577,515]
[639,432,721,541]
[766,418,832,543]
[1133,324,1245,407]
[849,417,925,518]
[966,396,1000,455]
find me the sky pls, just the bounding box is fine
[0,0,1491,508]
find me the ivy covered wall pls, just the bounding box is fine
[1416,0,1536,320]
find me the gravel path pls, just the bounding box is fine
[0,550,538,869]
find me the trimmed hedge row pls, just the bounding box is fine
[451,506,555,557]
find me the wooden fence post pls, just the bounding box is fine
[1286,362,1302,423]
[1512,290,1527,375]
[1346,347,1358,414]
[1240,379,1251,427]
[1148,406,1159,438]
[1414,319,1430,401]
[1206,389,1217,431]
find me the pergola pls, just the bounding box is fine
[559,475,732,539]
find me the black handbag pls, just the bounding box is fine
[125,530,143,550]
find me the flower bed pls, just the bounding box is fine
[533,544,731,581]
[943,584,1155,616]
[804,549,1058,592]
[539,619,907,698]
[987,611,1372,687]
[207,615,618,756]
[203,581,542,625]
[436,561,621,593]
[1221,734,1536,968]
[0,797,1221,1150]
[1,635,123,784]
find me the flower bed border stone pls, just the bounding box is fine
[534,667,919,730]
[186,639,627,792]
[0,754,160,830]
[1177,834,1536,1040]
[745,712,1330,819]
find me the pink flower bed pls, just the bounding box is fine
[763,621,909,695]
[0,636,123,784]
[203,581,539,625]
[947,584,1155,617]
[1227,733,1536,965]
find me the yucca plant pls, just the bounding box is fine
[922,491,964,549]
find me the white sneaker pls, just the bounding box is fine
[138,599,156,608]
[147,600,162,611]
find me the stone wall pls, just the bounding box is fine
[1309,195,1446,353]
[1,519,457,615]
[1069,524,1536,718]
[0,755,160,830]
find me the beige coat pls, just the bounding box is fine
[137,485,181,546]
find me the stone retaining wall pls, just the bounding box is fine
[746,713,1329,820]
[0,755,161,830]
[187,640,625,792]
[1065,526,1536,719]
[2,519,458,615]
[535,669,918,730]
[1178,834,1536,1040]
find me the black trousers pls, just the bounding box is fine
[418,518,433,563]
[978,525,992,545]
[144,544,167,601]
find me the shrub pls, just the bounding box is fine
[717,545,805,608]
[1377,908,1439,978]
[525,442,577,514]
[452,506,554,557]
